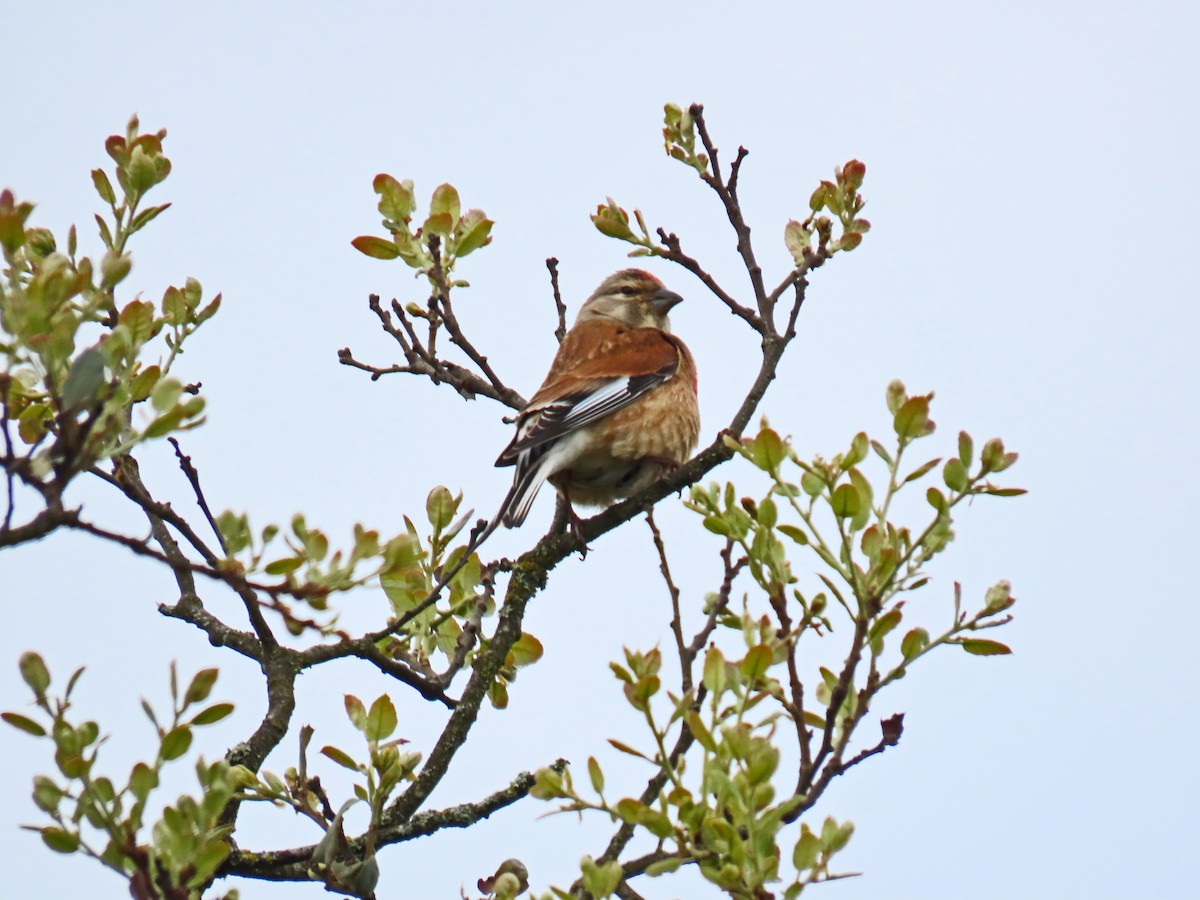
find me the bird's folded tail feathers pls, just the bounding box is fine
[498,452,549,528]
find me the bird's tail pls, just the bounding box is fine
[478,449,549,544]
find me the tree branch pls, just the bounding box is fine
[223,761,568,881]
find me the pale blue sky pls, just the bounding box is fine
[2,2,1197,898]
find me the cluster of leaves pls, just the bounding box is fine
[1,116,217,499]
[593,102,868,268]
[351,177,493,279]
[1,655,242,900]
[529,383,1021,898]
[224,694,422,897]
[784,159,870,260]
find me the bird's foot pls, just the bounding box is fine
[568,505,589,558]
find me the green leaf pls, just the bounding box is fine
[959,639,1012,656]
[150,377,183,413]
[793,827,821,870]
[981,437,1018,473]
[191,703,234,726]
[607,739,651,761]
[753,428,787,471]
[321,745,360,772]
[587,756,604,794]
[2,712,46,736]
[831,483,862,518]
[365,694,397,742]
[869,608,903,645]
[979,486,1027,497]
[100,250,131,289]
[351,235,400,260]
[893,395,932,439]
[184,668,219,705]
[425,485,456,530]
[984,580,1014,611]
[160,726,193,761]
[344,694,367,732]
[186,840,232,888]
[32,776,63,813]
[644,856,683,877]
[264,556,303,576]
[129,762,158,802]
[842,431,869,468]
[900,628,930,660]
[374,173,415,221]
[61,348,107,411]
[591,197,635,241]
[509,633,544,667]
[91,169,116,204]
[119,299,157,346]
[741,644,772,681]
[703,646,726,694]
[783,219,810,266]
[18,652,50,699]
[429,183,462,226]
[800,471,825,497]
[902,457,941,485]
[958,431,974,467]
[455,210,493,257]
[777,524,808,545]
[943,457,969,492]
[40,827,80,854]
[686,710,717,752]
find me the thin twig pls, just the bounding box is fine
[167,437,227,554]
[546,257,567,343]
[1,391,15,533]
[655,228,761,330]
[646,509,688,691]
[689,104,770,321]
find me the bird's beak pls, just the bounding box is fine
[649,287,684,316]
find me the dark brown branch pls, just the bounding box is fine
[339,291,525,409]
[646,509,688,690]
[592,723,698,872]
[655,228,760,330]
[168,437,227,554]
[689,104,770,321]
[685,540,744,662]
[427,237,525,409]
[768,589,812,776]
[546,257,568,343]
[298,640,455,709]
[1,391,15,533]
[386,548,551,822]
[0,502,72,548]
[224,761,568,881]
[787,714,904,824]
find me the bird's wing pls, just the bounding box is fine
[495,325,681,466]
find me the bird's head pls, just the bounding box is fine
[576,269,684,331]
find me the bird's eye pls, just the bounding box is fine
[618,286,638,296]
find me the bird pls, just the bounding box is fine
[489,268,700,541]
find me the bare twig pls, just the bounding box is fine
[1,390,14,533]
[689,104,769,320]
[646,509,688,689]
[546,257,568,343]
[168,437,227,555]
[655,228,761,330]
